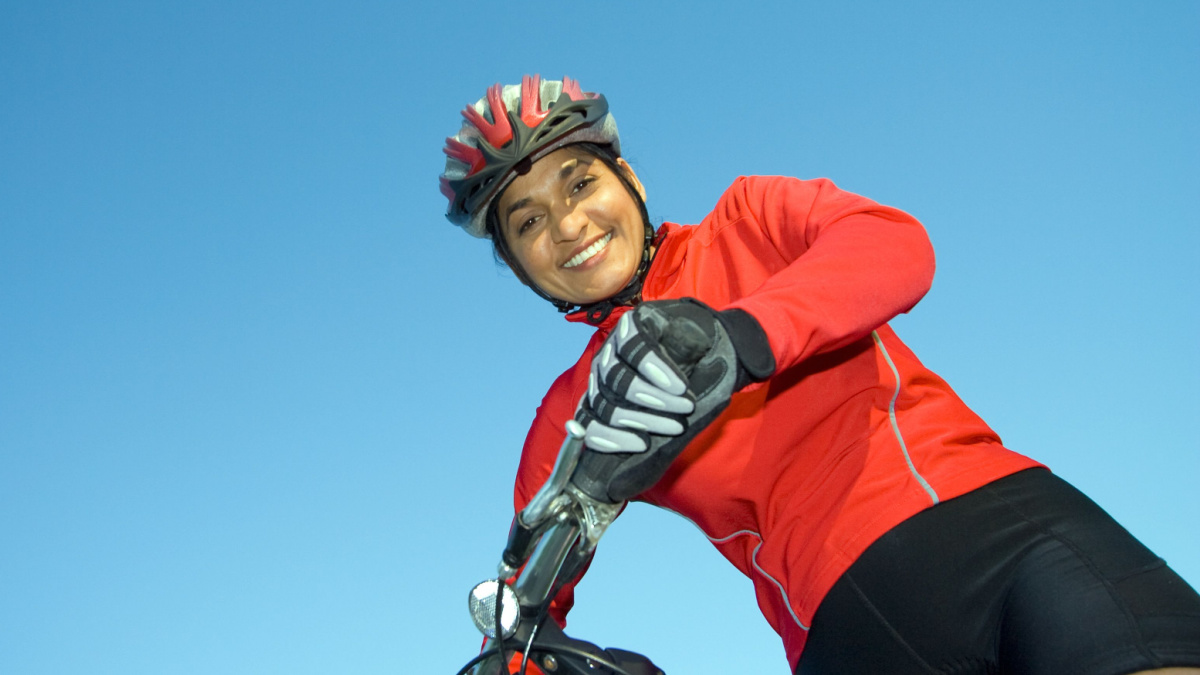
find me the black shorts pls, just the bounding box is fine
[796,468,1200,675]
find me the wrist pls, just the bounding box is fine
[717,307,775,382]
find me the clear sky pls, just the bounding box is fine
[2,2,1197,673]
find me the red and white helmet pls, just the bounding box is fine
[440,75,621,238]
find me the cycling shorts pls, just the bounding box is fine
[796,468,1200,675]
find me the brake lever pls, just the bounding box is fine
[522,420,587,527]
[462,420,641,674]
[499,420,586,577]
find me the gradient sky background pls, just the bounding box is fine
[2,2,1197,673]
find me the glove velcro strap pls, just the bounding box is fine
[716,307,776,383]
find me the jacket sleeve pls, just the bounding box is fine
[723,176,936,372]
[511,354,593,628]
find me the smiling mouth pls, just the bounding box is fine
[562,232,613,269]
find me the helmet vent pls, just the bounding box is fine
[440,75,618,237]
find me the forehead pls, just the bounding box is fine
[497,147,601,210]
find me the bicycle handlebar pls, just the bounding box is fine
[464,311,709,674]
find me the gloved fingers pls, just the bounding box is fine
[586,374,689,432]
[574,412,648,454]
[584,423,647,453]
[588,366,694,416]
[610,312,689,396]
[620,375,695,414]
[632,348,689,397]
[606,406,684,437]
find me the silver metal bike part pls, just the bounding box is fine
[467,579,520,639]
[497,560,518,579]
[565,483,624,551]
[511,512,582,608]
[520,420,586,527]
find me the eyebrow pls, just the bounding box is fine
[503,158,590,226]
[504,196,532,224]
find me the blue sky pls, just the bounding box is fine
[2,2,1197,673]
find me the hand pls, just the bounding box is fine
[574,298,775,501]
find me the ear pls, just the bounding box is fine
[616,158,647,202]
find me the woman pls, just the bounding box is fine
[439,75,1200,674]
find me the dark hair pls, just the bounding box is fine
[483,142,653,315]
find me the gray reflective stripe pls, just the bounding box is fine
[872,330,940,505]
[747,536,809,631]
[660,509,809,631]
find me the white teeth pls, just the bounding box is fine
[563,233,612,269]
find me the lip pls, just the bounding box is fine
[560,231,614,269]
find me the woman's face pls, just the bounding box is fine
[495,147,647,306]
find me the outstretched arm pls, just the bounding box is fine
[724,176,936,371]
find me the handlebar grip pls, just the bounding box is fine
[569,315,711,503]
[570,451,629,503]
[501,516,539,571]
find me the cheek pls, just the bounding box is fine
[589,189,642,236]
[510,233,555,276]
[590,190,626,219]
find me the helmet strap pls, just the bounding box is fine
[576,214,656,325]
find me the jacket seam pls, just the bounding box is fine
[661,509,810,632]
[872,330,939,505]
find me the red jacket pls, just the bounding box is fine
[512,176,1042,670]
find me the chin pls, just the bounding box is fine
[573,273,638,306]
[546,251,641,306]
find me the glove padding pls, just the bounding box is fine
[573,298,775,502]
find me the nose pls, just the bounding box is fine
[551,203,589,243]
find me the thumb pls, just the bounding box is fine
[660,316,711,377]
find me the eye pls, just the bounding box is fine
[516,215,539,235]
[571,176,596,195]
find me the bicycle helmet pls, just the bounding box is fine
[440,76,657,322]
[440,75,621,238]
